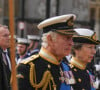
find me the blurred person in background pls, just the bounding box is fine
[60,28,100,90]
[16,14,78,90]
[16,38,30,64]
[27,35,40,56]
[0,24,11,90]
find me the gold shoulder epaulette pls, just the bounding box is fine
[20,54,39,64]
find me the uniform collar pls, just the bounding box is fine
[70,57,86,70]
[39,47,60,65]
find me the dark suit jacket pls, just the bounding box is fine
[0,48,11,90]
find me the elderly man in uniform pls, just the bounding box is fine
[60,28,100,90]
[16,38,30,64]
[16,14,78,90]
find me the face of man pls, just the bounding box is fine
[17,44,27,56]
[0,27,10,50]
[75,44,96,64]
[50,33,73,60]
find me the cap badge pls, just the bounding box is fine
[92,33,97,41]
[67,16,74,26]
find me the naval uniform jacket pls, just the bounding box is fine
[16,52,30,65]
[60,57,96,90]
[16,47,61,90]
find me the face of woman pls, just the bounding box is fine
[51,33,73,59]
[75,44,96,64]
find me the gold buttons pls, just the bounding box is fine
[78,78,82,82]
[48,64,51,69]
[74,68,77,71]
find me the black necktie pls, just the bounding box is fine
[3,52,9,68]
[2,52,11,89]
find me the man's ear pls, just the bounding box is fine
[47,34,52,42]
[47,34,54,46]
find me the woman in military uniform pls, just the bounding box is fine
[60,28,100,90]
[16,14,78,90]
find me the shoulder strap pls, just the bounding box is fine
[20,54,39,64]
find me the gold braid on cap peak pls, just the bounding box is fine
[29,62,56,90]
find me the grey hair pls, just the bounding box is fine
[71,42,83,56]
[41,31,57,48]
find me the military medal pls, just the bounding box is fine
[64,71,76,84]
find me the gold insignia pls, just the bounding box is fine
[67,20,74,26]
[67,16,74,26]
[78,78,82,82]
[20,54,39,64]
[92,33,97,41]
[29,62,56,89]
